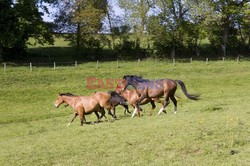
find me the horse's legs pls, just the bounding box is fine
[100,108,110,122]
[123,105,130,115]
[67,113,78,126]
[158,95,170,115]
[170,95,177,114]
[94,111,101,122]
[124,109,127,116]
[149,100,156,116]
[108,109,113,116]
[135,93,147,112]
[112,107,117,119]
[79,111,86,126]
[131,107,138,118]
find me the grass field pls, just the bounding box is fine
[0,60,250,165]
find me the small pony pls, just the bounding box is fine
[108,91,130,118]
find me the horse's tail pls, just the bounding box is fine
[175,80,200,100]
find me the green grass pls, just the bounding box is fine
[0,60,250,165]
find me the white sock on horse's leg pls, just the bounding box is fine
[67,122,71,127]
[158,107,164,115]
[131,108,137,118]
[174,107,177,114]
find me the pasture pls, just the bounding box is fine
[0,60,250,165]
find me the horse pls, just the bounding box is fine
[108,91,130,118]
[115,85,164,117]
[120,75,199,116]
[54,92,113,126]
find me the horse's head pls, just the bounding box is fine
[115,84,123,94]
[54,94,64,108]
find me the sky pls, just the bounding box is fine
[41,0,124,22]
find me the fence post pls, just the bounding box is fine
[206,58,209,65]
[75,61,77,67]
[138,59,140,67]
[117,60,119,68]
[173,58,176,66]
[190,57,192,65]
[54,62,56,70]
[96,60,99,69]
[222,57,225,64]
[237,56,239,64]
[30,62,32,72]
[3,63,6,73]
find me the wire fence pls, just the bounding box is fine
[1,56,247,72]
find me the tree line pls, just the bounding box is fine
[0,0,250,61]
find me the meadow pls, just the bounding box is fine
[0,60,250,165]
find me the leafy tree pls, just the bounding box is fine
[147,0,191,58]
[119,0,154,48]
[0,0,54,61]
[205,0,249,57]
[54,0,108,51]
[240,2,250,51]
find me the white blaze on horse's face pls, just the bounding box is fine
[55,97,63,108]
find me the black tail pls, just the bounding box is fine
[175,80,200,100]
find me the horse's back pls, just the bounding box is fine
[93,91,111,108]
[77,96,100,112]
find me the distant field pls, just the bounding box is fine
[26,35,215,63]
[0,60,250,165]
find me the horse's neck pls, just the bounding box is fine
[121,91,129,100]
[63,96,76,107]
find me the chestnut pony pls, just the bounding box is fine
[115,85,164,117]
[120,75,199,116]
[55,92,113,126]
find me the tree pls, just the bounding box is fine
[148,0,191,58]
[119,0,155,48]
[240,2,250,51]
[188,0,211,57]
[54,0,108,51]
[205,0,249,57]
[0,0,54,61]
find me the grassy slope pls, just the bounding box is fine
[0,60,250,165]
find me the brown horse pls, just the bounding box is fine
[120,75,199,115]
[54,92,113,126]
[115,85,164,117]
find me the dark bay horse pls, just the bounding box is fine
[120,75,199,115]
[108,91,130,118]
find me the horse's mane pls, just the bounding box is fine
[123,75,149,82]
[59,92,76,96]
[108,91,121,97]
[123,75,142,79]
[108,91,115,95]
[108,91,127,102]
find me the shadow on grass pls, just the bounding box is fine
[28,47,79,63]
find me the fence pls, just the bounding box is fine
[1,57,245,72]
